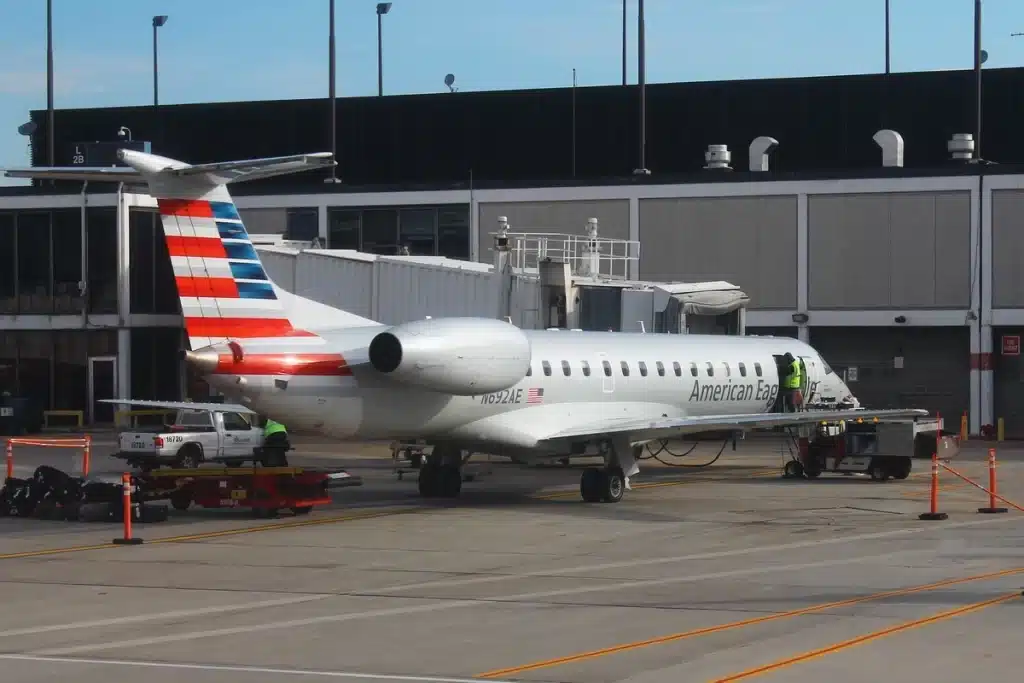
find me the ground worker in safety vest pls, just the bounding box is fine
[781,353,804,412]
[261,418,290,466]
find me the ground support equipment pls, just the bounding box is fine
[781,415,959,482]
[137,466,363,517]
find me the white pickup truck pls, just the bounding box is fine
[114,408,291,471]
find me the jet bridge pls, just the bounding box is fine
[491,216,748,334]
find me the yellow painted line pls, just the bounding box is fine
[710,591,1020,682]
[476,566,1024,679]
[0,506,424,561]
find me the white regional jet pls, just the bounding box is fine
[5,151,928,504]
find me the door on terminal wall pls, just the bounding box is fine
[993,328,1024,439]
[87,356,117,425]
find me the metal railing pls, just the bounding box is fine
[497,232,640,280]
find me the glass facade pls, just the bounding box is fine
[128,208,179,314]
[0,208,119,315]
[0,329,117,417]
[327,204,470,259]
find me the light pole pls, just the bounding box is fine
[621,0,627,85]
[974,0,982,159]
[884,0,890,74]
[376,3,392,97]
[634,0,649,175]
[152,15,168,106]
[46,0,54,168]
[326,0,340,183]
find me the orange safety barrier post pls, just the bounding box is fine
[919,452,948,521]
[939,459,1024,514]
[5,437,93,478]
[112,473,143,546]
[978,448,1009,514]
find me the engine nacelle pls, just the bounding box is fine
[367,317,531,395]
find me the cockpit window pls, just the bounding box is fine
[821,359,834,375]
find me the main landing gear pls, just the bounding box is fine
[417,444,465,499]
[579,441,640,504]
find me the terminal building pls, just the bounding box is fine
[3,66,1024,436]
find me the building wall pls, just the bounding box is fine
[477,199,630,264]
[237,207,287,235]
[990,190,1024,308]
[809,327,970,421]
[638,196,797,309]
[808,192,971,309]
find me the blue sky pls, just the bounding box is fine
[2,0,1024,185]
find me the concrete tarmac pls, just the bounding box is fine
[2,436,1024,682]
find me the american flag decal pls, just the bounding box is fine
[527,387,545,404]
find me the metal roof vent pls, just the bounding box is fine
[748,136,778,172]
[948,134,975,162]
[872,129,904,168]
[703,144,732,170]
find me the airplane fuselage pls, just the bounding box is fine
[202,329,856,454]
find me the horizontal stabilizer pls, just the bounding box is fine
[99,398,258,415]
[3,150,334,187]
[1,166,142,183]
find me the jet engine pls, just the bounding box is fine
[367,317,531,395]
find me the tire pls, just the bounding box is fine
[891,457,912,480]
[170,491,191,511]
[175,445,202,469]
[601,467,625,503]
[418,465,439,498]
[580,468,604,503]
[869,459,890,482]
[291,506,313,516]
[784,460,805,479]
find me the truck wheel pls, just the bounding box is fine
[175,445,202,469]
[170,492,191,511]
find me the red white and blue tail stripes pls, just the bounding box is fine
[157,198,318,349]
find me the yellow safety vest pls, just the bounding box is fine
[263,419,287,437]
[783,360,803,389]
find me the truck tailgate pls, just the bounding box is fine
[120,432,158,453]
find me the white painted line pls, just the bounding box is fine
[0,594,330,639]
[371,513,1024,594]
[0,654,517,683]
[30,549,927,656]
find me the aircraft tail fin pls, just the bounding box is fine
[4,150,379,350]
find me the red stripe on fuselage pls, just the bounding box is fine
[183,317,317,338]
[165,235,228,258]
[176,276,239,298]
[157,199,214,217]
[214,353,352,377]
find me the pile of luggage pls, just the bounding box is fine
[0,465,167,523]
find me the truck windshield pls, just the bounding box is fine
[177,410,213,428]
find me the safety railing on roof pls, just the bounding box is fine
[500,231,640,280]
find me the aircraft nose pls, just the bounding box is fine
[183,348,219,374]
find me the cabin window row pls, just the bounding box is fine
[527,360,765,378]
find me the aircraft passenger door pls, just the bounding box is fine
[799,356,824,406]
[598,353,614,394]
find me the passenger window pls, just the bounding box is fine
[603,360,612,376]
[723,363,731,377]
[581,360,591,377]
[222,413,250,431]
[542,360,552,376]
[561,360,571,377]
[705,362,714,377]
[672,361,681,377]
[620,361,630,377]
[738,362,747,377]
[656,361,665,377]
[754,362,762,377]
[690,362,698,377]
[638,361,648,377]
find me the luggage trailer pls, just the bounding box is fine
[782,414,960,481]
[135,466,363,518]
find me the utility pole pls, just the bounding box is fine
[326,0,340,183]
[634,0,649,174]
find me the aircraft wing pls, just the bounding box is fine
[536,408,929,445]
[98,399,258,415]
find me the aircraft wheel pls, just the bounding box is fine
[783,460,805,479]
[601,467,625,503]
[580,468,604,503]
[418,464,440,498]
[437,465,463,498]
